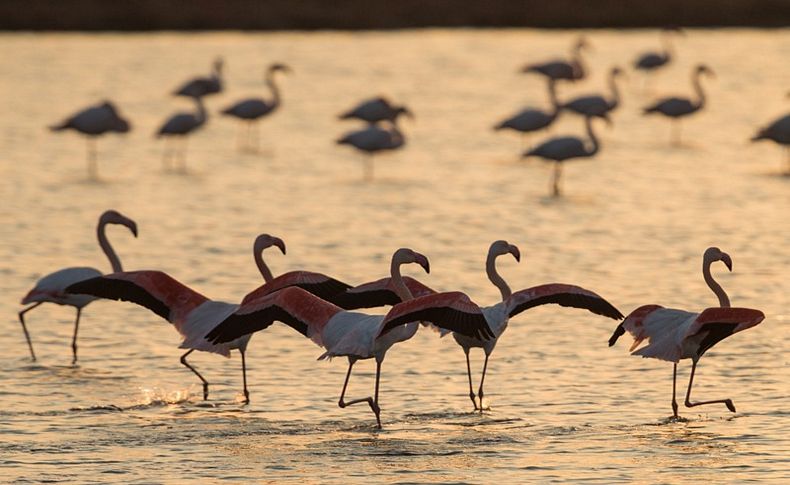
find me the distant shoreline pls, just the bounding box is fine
[2,0,789,31]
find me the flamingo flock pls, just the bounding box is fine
[15,208,766,428]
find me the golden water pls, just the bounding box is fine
[0,29,788,483]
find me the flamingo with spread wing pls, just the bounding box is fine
[608,247,764,419]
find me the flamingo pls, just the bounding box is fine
[494,78,560,149]
[206,248,493,428]
[561,66,623,119]
[608,247,765,419]
[221,63,291,152]
[338,97,413,124]
[173,58,223,98]
[156,96,207,173]
[65,234,351,403]
[522,37,589,82]
[336,119,405,181]
[751,113,790,174]
[643,64,714,145]
[634,27,683,73]
[522,114,608,196]
[19,210,138,364]
[49,101,131,180]
[339,240,623,411]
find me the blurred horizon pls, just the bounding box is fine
[2,0,789,30]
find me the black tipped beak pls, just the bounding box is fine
[422,260,430,274]
[129,222,139,237]
[608,324,625,347]
[723,255,733,271]
[276,239,287,255]
[510,246,521,262]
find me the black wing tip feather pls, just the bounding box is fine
[205,306,310,345]
[66,276,171,321]
[608,323,625,347]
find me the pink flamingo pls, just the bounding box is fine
[66,234,350,403]
[329,240,623,411]
[206,248,493,428]
[173,58,224,98]
[608,247,765,419]
[19,210,138,364]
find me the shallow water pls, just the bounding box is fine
[0,29,788,483]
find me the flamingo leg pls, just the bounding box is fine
[240,349,250,404]
[464,349,479,410]
[785,147,790,175]
[671,363,679,418]
[162,138,172,171]
[18,302,42,361]
[180,349,209,400]
[363,155,374,182]
[684,359,736,413]
[338,357,380,427]
[86,137,98,180]
[477,352,491,413]
[253,121,261,153]
[70,308,82,365]
[180,137,189,173]
[671,120,681,146]
[551,162,562,197]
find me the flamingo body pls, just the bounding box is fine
[22,267,102,309]
[525,136,587,161]
[50,101,131,136]
[495,109,555,133]
[752,114,790,145]
[339,97,412,123]
[337,123,404,153]
[643,97,697,118]
[222,99,275,120]
[635,53,668,71]
[174,58,223,98]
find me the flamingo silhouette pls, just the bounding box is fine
[643,64,714,145]
[19,210,138,364]
[339,96,413,124]
[156,96,207,172]
[49,101,131,180]
[608,247,764,419]
[173,58,223,98]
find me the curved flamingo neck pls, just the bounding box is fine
[486,251,512,301]
[194,96,206,123]
[608,72,621,109]
[97,220,123,272]
[254,247,275,283]
[266,71,281,107]
[703,258,730,308]
[390,258,415,302]
[692,71,706,109]
[585,117,600,156]
[660,32,674,60]
[572,46,586,77]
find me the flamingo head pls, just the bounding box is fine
[396,106,415,120]
[213,57,224,74]
[704,247,732,272]
[392,248,430,274]
[269,63,292,75]
[99,210,138,237]
[574,36,590,52]
[611,66,624,77]
[489,240,521,263]
[696,64,715,78]
[255,234,286,255]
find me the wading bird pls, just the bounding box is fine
[608,247,764,419]
[634,27,683,74]
[339,96,413,124]
[206,248,493,428]
[19,210,138,364]
[643,64,714,145]
[360,241,622,411]
[522,37,589,82]
[66,234,350,403]
[49,101,131,180]
[522,114,608,196]
[336,119,405,181]
[562,67,623,119]
[221,63,291,152]
[173,57,224,98]
[752,113,790,174]
[156,96,207,172]
[494,78,560,150]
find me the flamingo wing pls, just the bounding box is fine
[622,307,697,362]
[684,307,765,355]
[378,292,495,340]
[206,286,342,346]
[332,276,437,310]
[65,270,209,323]
[506,283,624,320]
[241,271,352,306]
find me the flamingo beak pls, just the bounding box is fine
[509,245,521,262]
[274,238,286,255]
[721,253,733,271]
[629,336,645,352]
[128,220,138,238]
[415,253,430,274]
